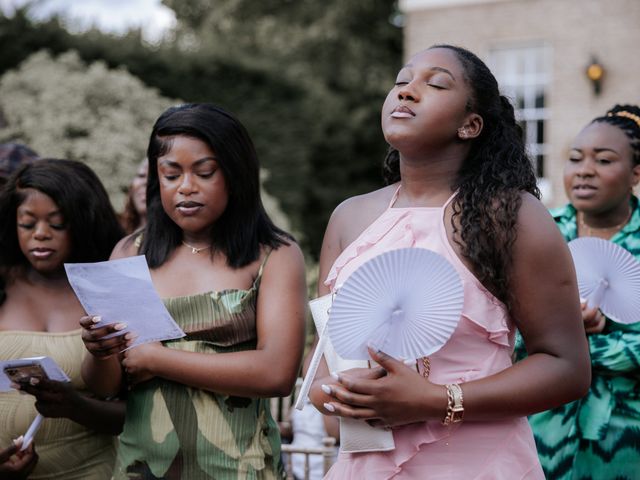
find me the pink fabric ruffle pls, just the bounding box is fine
[325,419,543,479]
[325,210,414,290]
[326,209,512,348]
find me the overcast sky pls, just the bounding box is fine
[0,0,176,41]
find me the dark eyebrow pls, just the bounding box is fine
[401,63,456,81]
[570,147,619,155]
[17,208,63,219]
[159,157,217,168]
[593,147,619,155]
[430,66,455,80]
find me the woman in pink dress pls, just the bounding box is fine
[309,44,591,479]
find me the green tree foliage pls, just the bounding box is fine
[0,50,172,209]
[0,3,402,257]
[163,0,403,255]
[0,49,292,232]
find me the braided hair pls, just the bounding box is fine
[383,44,540,307]
[591,104,640,166]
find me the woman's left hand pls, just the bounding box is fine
[581,301,606,334]
[14,378,83,419]
[121,341,164,386]
[0,438,38,479]
[322,347,446,428]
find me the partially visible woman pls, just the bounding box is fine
[518,104,640,480]
[120,159,148,234]
[80,103,306,479]
[0,437,37,479]
[0,142,39,187]
[0,159,125,479]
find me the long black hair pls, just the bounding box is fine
[0,159,124,303]
[592,104,640,166]
[142,103,292,268]
[383,44,539,306]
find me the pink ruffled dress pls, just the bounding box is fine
[323,187,544,479]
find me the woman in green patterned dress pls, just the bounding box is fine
[517,104,640,479]
[80,104,307,479]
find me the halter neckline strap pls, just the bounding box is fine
[388,184,458,210]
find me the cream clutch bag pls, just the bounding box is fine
[296,294,395,453]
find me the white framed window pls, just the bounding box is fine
[489,44,551,196]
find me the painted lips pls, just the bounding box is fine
[390,105,416,118]
[572,184,597,199]
[176,201,204,215]
[30,248,54,259]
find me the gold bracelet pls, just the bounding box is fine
[442,383,464,425]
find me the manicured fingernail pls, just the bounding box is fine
[330,372,340,381]
[367,340,381,352]
[323,402,335,412]
[321,384,332,395]
[92,316,101,324]
[403,359,415,366]
[13,435,23,445]
[114,323,127,330]
[125,333,135,340]
[29,377,40,386]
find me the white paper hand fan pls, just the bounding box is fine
[328,247,464,360]
[568,237,640,324]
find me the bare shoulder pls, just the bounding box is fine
[266,240,305,270]
[328,184,397,248]
[317,185,396,295]
[513,192,569,265]
[516,193,563,243]
[259,241,306,294]
[110,233,141,260]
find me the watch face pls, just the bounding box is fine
[452,409,464,422]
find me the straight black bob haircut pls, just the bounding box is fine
[142,103,292,268]
[0,158,124,276]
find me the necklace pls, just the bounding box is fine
[578,209,631,237]
[181,240,213,254]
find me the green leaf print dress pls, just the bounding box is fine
[114,253,285,480]
[515,196,640,480]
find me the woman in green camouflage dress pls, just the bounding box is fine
[517,104,640,479]
[80,104,307,479]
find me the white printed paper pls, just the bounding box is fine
[65,255,185,349]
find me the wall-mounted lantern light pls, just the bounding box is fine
[586,56,605,96]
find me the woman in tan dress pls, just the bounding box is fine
[0,159,125,479]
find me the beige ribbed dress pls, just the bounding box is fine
[0,329,116,479]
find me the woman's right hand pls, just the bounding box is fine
[310,365,386,416]
[315,350,444,428]
[0,438,38,479]
[80,315,130,359]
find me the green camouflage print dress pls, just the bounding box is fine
[515,196,640,480]
[114,252,285,480]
